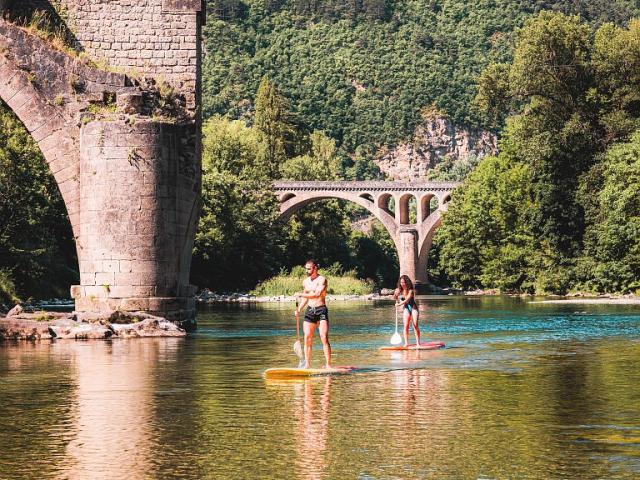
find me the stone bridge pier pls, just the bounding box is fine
[0,1,205,324]
[274,181,458,291]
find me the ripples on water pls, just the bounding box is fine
[1,297,640,479]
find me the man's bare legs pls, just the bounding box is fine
[318,320,332,369]
[303,320,332,368]
[303,321,316,369]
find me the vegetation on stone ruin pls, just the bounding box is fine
[433,13,640,294]
[0,101,78,303]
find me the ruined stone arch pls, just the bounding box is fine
[0,21,83,238]
[1,1,206,322]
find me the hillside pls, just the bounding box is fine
[202,0,640,157]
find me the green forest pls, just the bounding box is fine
[2,0,640,303]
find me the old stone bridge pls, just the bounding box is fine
[0,1,205,322]
[274,181,459,290]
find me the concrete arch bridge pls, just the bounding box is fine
[274,181,459,291]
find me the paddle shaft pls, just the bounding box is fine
[295,299,300,341]
[395,305,398,333]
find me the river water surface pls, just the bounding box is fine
[1,297,640,479]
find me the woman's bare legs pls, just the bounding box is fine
[402,309,410,346]
[412,309,421,346]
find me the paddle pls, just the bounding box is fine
[294,300,304,367]
[390,303,402,345]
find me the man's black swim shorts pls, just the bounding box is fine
[304,305,329,324]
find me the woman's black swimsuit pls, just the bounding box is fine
[400,295,418,313]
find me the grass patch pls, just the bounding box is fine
[251,264,374,296]
[18,9,79,58]
[33,311,56,322]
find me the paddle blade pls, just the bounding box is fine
[293,340,303,358]
[390,332,403,345]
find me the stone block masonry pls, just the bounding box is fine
[60,0,205,113]
[74,119,200,321]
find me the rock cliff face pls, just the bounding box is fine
[376,116,498,180]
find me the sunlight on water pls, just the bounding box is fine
[1,297,639,479]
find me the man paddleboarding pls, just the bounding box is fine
[295,259,331,369]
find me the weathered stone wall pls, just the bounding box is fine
[74,119,199,320]
[60,0,204,113]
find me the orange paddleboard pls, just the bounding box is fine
[380,341,445,351]
[263,365,357,378]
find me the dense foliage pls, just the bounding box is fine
[434,14,640,294]
[199,1,640,294]
[203,0,640,153]
[0,101,77,304]
[3,2,640,300]
[192,79,399,291]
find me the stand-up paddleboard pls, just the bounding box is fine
[264,366,358,379]
[380,341,445,351]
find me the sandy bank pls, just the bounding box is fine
[196,291,394,303]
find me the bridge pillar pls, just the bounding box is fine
[71,119,200,325]
[398,228,421,285]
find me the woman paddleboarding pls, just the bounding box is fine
[393,275,421,347]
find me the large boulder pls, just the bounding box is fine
[6,304,23,317]
[0,318,53,340]
[48,318,113,340]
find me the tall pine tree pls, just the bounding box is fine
[254,76,297,179]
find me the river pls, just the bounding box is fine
[1,296,639,479]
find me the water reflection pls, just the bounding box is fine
[62,340,180,479]
[294,378,331,480]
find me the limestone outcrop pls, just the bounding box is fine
[376,116,497,180]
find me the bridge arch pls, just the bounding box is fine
[275,181,459,290]
[0,20,83,237]
[279,191,401,253]
[1,2,206,322]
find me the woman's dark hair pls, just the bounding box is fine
[396,275,414,291]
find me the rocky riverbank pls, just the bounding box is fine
[196,289,392,304]
[0,305,185,341]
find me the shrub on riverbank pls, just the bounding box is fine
[251,265,375,296]
[0,269,19,305]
